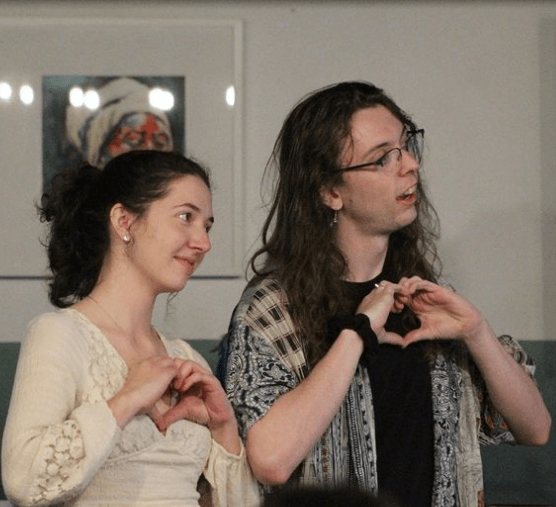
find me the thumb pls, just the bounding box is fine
[156,396,207,432]
[401,328,430,348]
[380,331,405,347]
[155,403,191,432]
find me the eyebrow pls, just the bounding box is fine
[359,127,408,162]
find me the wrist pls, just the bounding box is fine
[209,419,241,455]
[462,318,495,350]
[107,393,137,429]
[329,312,379,356]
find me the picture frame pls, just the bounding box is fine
[0,17,244,277]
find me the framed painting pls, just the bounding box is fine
[0,18,243,277]
[42,75,186,192]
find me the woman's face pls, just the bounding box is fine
[103,112,173,164]
[127,174,213,295]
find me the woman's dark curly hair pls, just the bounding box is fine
[39,150,211,308]
[249,81,441,364]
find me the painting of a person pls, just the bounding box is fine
[65,77,175,168]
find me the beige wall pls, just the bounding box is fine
[1,0,555,343]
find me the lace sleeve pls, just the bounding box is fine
[2,313,119,506]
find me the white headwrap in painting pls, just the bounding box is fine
[65,77,172,167]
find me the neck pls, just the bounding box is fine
[81,287,163,368]
[73,253,167,368]
[88,250,159,336]
[82,254,158,340]
[335,225,389,282]
[88,281,156,336]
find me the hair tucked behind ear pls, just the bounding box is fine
[39,150,211,308]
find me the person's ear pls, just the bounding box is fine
[320,185,343,212]
[109,203,136,244]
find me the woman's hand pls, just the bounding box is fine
[107,356,180,429]
[154,360,233,430]
[154,360,241,453]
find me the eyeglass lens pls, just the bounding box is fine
[407,130,424,161]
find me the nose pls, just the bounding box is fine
[141,137,156,150]
[398,148,420,175]
[189,226,212,254]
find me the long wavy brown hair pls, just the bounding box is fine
[249,82,441,365]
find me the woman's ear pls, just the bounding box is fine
[320,185,343,212]
[109,203,135,243]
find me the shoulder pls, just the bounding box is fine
[26,309,91,350]
[19,309,92,376]
[28,308,76,329]
[234,278,291,327]
[228,278,309,378]
[231,278,297,346]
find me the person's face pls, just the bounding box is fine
[323,105,420,239]
[106,112,173,160]
[128,174,213,295]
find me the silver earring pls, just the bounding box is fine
[333,210,338,225]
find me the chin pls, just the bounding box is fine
[402,208,418,226]
[161,276,189,294]
[175,278,190,292]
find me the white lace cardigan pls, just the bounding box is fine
[1,309,260,507]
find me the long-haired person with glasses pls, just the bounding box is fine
[218,81,551,507]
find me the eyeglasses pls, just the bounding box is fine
[336,129,424,173]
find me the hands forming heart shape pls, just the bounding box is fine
[358,276,486,348]
[138,277,485,434]
[146,360,235,434]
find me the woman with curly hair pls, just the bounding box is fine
[2,150,260,507]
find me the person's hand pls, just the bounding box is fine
[396,276,486,347]
[356,281,406,346]
[108,355,180,428]
[154,359,236,434]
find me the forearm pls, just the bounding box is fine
[3,402,118,506]
[464,321,551,445]
[245,329,363,484]
[3,316,118,505]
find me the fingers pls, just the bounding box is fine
[156,395,208,432]
[126,356,180,397]
[124,358,211,412]
[371,280,412,316]
[397,275,433,294]
[156,365,232,432]
[171,360,215,392]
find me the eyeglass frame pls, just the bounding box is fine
[334,128,425,173]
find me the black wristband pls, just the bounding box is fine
[328,312,379,356]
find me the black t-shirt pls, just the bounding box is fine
[343,275,434,507]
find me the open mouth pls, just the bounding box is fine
[397,185,417,202]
